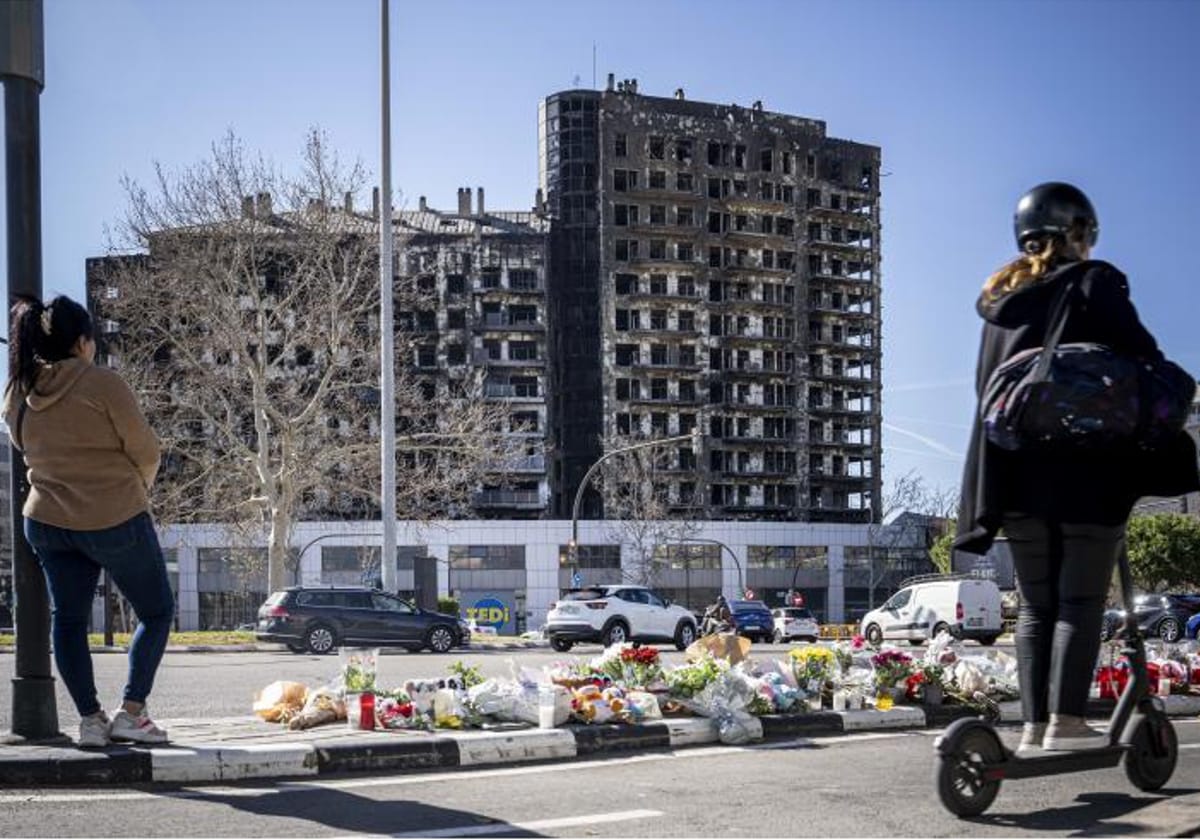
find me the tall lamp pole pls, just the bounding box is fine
[2,0,58,741]
[568,429,700,578]
[378,0,397,594]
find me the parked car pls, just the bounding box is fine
[545,585,697,652]
[1187,610,1200,641]
[730,600,774,643]
[1100,593,1200,643]
[771,606,820,644]
[859,577,1003,646]
[255,586,470,654]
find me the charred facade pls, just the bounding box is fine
[541,80,883,523]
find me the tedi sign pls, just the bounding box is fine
[467,597,510,631]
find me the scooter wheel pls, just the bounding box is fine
[935,727,1003,817]
[1124,711,1177,792]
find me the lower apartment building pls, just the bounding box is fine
[89,519,932,634]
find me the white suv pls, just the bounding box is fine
[771,607,819,643]
[546,585,698,652]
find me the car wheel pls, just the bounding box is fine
[932,622,950,640]
[865,624,882,647]
[305,623,337,655]
[674,621,697,651]
[426,625,455,653]
[1157,617,1182,643]
[908,639,923,646]
[802,635,818,644]
[551,637,574,653]
[979,635,999,647]
[602,620,629,647]
[773,629,785,644]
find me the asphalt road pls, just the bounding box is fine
[0,643,1012,733]
[1,718,1197,836]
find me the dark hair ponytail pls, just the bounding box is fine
[6,294,94,395]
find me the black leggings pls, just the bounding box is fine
[1004,514,1123,721]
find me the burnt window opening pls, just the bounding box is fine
[781,151,793,174]
[734,144,747,169]
[761,216,775,235]
[446,343,466,365]
[806,188,821,209]
[417,274,436,294]
[649,204,666,225]
[676,206,694,227]
[777,217,795,237]
[295,345,313,366]
[860,166,873,189]
[481,268,501,289]
[830,193,842,210]
[677,276,696,297]
[679,380,696,403]
[416,346,437,368]
[648,136,665,160]
[615,273,638,295]
[677,242,694,262]
[614,133,627,157]
[806,152,817,177]
[446,274,466,295]
[649,274,668,295]
[676,172,694,192]
[447,309,466,329]
[674,138,693,163]
[650,309,667,330]
[760,148,773,172]
[649,170,667,190]
[677,310,695,332]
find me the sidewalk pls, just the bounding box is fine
[0,637,549,655]
[4,694,1199,788]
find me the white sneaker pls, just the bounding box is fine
[1015,722,1046,755]
[109,708,169,744]
[1043,713,1108,751]
[78,711,111,748]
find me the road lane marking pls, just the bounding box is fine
[3,725,1190,806]
[373,809,663,838]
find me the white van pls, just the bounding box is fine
[859,577,1003,646]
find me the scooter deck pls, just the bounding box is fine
[997,746,1124,780]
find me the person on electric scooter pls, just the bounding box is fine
[955,182,1199,753]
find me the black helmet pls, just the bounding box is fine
[1013,182,1098,250]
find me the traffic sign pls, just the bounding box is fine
[571,571,582,587]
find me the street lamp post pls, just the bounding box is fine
[569,428,701,580]
[2,0,58,742]
[378,0,397,594]
[677,537,744,597]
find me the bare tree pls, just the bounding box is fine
[98,131,514,592]
[598,432,700,586]
[863,470,958,608]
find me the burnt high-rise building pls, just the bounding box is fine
[541,79,882,523]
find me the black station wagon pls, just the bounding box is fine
[255,586,470,654]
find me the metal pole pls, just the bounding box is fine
[3,0,58,741]
[378,0,397,594]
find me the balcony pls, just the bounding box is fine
[715,363,795,378]
[476,314,546,332]
[807,402,873,416]
[716,434,797,445]
[474,281,544,296]
[483,383,542,401]
[473,350,546,368]
[472,489,544,509]
[623,355,704,372]
[485,455,547,473]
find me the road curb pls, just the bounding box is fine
[4,700,1197,787]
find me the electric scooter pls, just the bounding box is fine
[933,548,1179,817]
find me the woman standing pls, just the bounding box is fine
[4,295,172,747]
[955,183,1198,752]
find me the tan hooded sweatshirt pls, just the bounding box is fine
[3,358,160,530]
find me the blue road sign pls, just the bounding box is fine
[571,571,582,587]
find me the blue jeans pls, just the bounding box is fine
[25,512,174,717]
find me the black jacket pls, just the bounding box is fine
[955,259,1199,555]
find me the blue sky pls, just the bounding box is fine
[4,0,1198,498]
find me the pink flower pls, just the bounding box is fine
[850,634,866,650]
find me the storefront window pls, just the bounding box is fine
[448,545,525,570]
[652,544,721,569]
[558,544,621,569]
[748,545,828,570]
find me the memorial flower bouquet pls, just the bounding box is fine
[870,649,914,691]
[789,646,837,690]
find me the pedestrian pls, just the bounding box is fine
[955,183,1199,752]
[3,295,173,747]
